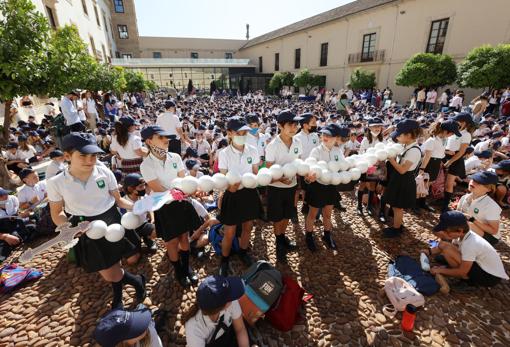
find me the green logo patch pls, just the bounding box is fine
[294,148,298,154]
[96,179,105,189]
[247,157,252,164]
[313,139,317,144]
[173,163,177,169]
[474,208,479,214]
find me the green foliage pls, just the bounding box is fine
[125,70,147,92]
[293,69,323,94]
[145,79,158,92]
[395,53,457,88]
[457,44,510,89]
[349,68,376,90]
[270,72,296,94]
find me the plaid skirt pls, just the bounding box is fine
[121,157,143,174]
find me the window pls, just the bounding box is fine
[153,52,162,58]
[102,44,107,61]
[361,33,376,62]
[122,53,132,59]
[114,0,124,13]
[81,0,88,15]
[225,52,233,59]
[94,6,101,27]
[294,48,301,69]
[89,36,96,56]
[117,25,128,39]
[191,52,199,59]
[45,6,57,29]
[426,18,449,54]
[274,53,279,71]
[320,43,328,67]
[258,56,263,73]
[103,15,109,33]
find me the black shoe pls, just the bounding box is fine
[422,201,435,212]
[176,271,191,288]
[382,227,402,238]
[283,236,298,251]
[219,261,230,277]
[357,206,364,216]
[276,243,287,262]
[136,274,147,303]
[378,213,386,223]
[195,247,207,261]
[322,233,337,250]
[143,237,157,253]
[238,251,255,267]
[366,205,374,217]
[186,267,199,286]
[305,234,317,252]
[411,207,421,214]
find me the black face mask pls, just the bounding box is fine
[309,126,318,133]
[136,189,146,197]
[320,118,326,122]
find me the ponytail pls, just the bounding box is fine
[428,122,442,137]
[114,121,129,147]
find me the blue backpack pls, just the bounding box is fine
[388,255,439,296]
[209,224,240,255]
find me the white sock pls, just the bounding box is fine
[420,252,430,272]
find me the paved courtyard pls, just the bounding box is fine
[1,196,510,346]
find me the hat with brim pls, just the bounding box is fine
[62,132,104,154]
[390,119,420,139]
[197,276,245,311]
[119,116,139,127]
[0,188,11,196]
[94,307,152,347]
[440,120,462,137]
[140,125,172,140]
[433,211,468,232]
[493,159,510,171]
[277,110,301,124]
[469,171,498,185]
[320,127,334,136]
[227,117,251,132]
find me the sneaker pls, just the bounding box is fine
[357,206,364,216]
[322,232,337,250]
[283,236,298,251]
[366,205,375,217]
[195,247,207,261]
[422,201,435,212]
[382,227,401,238]
[305,234,317,252]
[219,261,230,277]
[238,252,255,267]
[276,243,287,262]
[176,271,191,288]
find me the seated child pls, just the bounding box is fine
[45,150,66,179]
[493,159,510,208]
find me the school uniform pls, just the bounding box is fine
[45,160,66,179]
[217,144,262,226]
[110,133,144,174]
[421,136,446,181]
[46,165,136,273]
[306,144,343,208]
[265,135,303,222]
[293,131,320,159]
[383,142,421,209]
[457,193,502,245]
[246,132,269,160]
[445,129,471,178]
[17,181,47,206]
[359,137,383,182]
[140,152,201,242]
[156,111,182,154]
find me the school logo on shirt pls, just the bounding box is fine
[96,179,105,189]
[247,157,252,164]
[474,208,479,214]
[294,148,298,154]
[334,155,339,161]
[313,139,317,144]
[173,163,177,169]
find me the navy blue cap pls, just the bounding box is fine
[0,187,11,195]
[140,125,172,140]
[19,168,35,180]
[465,146,474,154]
[277,110,300,124]
[62,132,104,154]
[469,171,498,185]
[453,112,473,124]
[298,112,315,123]
[440,120,461,137]
[474,150,492,159]
[123,173,143,187]
[368,117,384,126]
[335,126,351,138]
[18,135,27,142]
[49,150,64,159]
[245,114,260,124]
[433,211,468,232]
[185,159,200,170]
[493,159,510,171]
[164,100,176,109]
[6,142,18,149]
[227,117,250,132]
[119,116,139,127]
[320,126,334,136]
[391,119,420,138]
[491,131,504,139]
[29,130,38,136]
[94,306,152,347]
[197,275,245,311]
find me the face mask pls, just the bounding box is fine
[371,131,381,137]
[320,118,326,122]
[233,135,246,146]
[309,126,318,133]
[137,189,146,197]
[149,144,167,158]
[249,128,258,135]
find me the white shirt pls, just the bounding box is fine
[60,96,81,126]
[464,156,484,173]
[449,95,463,108]
[185,300,242,347]
[140,152,184,190]
[445,129,471,152]
[457,193,502,239]
[265,135,303,188]
[246,133,269,159]
[400,142,421,171]
[86,98,98,115]
[294,131,320,159]
[17,181,47,205]
[110,133,143,160]
[189,139,211,157]
[359,137,382,154]
[0,195,19,218]
[47,165,117,216]
[459,231,509,280]
[344,139,360,152]
[309,144,345,185]
[17,146,37,161]
[45,160,66,179]
[474,139,490,153]
[76,99,86,121]
[421,136,446,159]
[190,198,208,219]
[218,144,259,176]
[426,90,437,103]
[156,112,182,139]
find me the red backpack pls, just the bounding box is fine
[265,276,305,332]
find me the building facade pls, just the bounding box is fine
[109,0,140,58]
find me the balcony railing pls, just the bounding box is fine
[111,58,253,67]
[348,50,385,64]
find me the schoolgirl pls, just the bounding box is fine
[442,112,475,212]
[46,132,145,309]
[139,125,202,288]
[418,120,461,210]
[5,142,29,175]
[17,135,39,164]
[303,124,342,251]
[382,120,423,238]
[493,160,510,207]
[357,118,385,216]
[245,113,269,162]
[110,116,147,174]
[217,117,262,276]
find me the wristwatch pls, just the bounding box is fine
[468,216,475,222]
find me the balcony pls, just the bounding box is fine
[111,58,255,68]
[348,50,385,64]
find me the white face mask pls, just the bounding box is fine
[370,131,381,137]
[233,135,246,146]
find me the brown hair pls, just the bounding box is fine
[401,127,423,140]
[183,301,225,323]
[445,224,469,234]
[428,122,442,137]
[115,329,151,347]
[114,121,130,147]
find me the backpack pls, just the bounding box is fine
[387,255,439,296]
[265,276,305,332]
[431,166,446,199]
[384,276,425,311]
[208,224,240,255]
[242,261,283,312]
[0,264,43,294]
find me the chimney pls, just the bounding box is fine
[246,24,250,40]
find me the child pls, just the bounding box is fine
[46,132,145,309]
[428,211,508,288]
[5,142,29,175]
[456,171,502,246]
[17,168,47,212]
[45,150,66,179]
[185,159,204,178]
[217,117,262,276]
[493,159,510,208]
[110,116,146,175]
[139,125,202,287]
[17,135,39,164]
[382,119,423,237]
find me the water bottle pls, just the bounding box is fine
[401,304,417,332]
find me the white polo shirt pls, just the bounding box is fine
[421,136,446,159]
[156,112,182,139]
[265,135,302,188]
[399,143,421,171]
[446,129,471,152]
[310,144,344,185]
[294,131,320,159]
[110,134,143,160]
[47,165,117,216]
[0,195,19,218]
[359,137,382,154]
[474,139,490,153]
[45,160,66,179]
[140,152,184,190]
[185,300,242,347]
[464,156,484,173]
[246,133,269,159]
[218,144,259,176]
[457,193,502,239]
[459,231,509,280]
[17,181,47,205]
[189,139,211,157]
[17,146,37,160]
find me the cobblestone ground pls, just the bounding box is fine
[1,195,510,347]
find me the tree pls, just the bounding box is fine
[349,68,376,90]
[145,80,158,92]
[281,72,295,87]
[83,64,126,94]
[0,0,50,142]
[124,70,147,93]
[395,53,457,88]
[294,69,322,94]
[457,44,510,90]
[269,72,295,94]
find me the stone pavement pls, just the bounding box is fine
[1,196,510,346]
